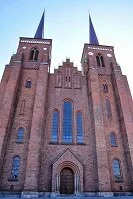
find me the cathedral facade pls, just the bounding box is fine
[0,13,133,197]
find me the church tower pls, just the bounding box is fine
[0,13,133,197]
[81,15,133,193]
[0,12,52,192]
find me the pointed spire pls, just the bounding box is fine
[89,14,99,45]
[34,11,45,39]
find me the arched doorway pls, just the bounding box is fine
[60,167,74,194]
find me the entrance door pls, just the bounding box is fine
[60,167,74,194]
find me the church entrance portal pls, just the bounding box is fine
[60,167,74,194]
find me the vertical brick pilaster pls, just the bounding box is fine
[24,63,48,191]
[112,69,133,188]
[88,66,111,191]
[0,66,12,108]
[0,60,22,175]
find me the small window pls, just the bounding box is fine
[110,132,117,146]
[25,80,32,88]
[96,54,105,67]
[113,159,122,181]
[17,128,24,142]
[103,84,108,92]
[29,48,39,61]
[10,156,20,181]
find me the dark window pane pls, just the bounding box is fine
[29,48,39,61]
[30,50,34,60]
[63,101,72,143]
[101,56,105,67]
[51,111,59,142]
[77,112,84,143]
[96,55,101,67]
[103,84,108,92]
[96,54,105,67]
[26,81,32,88]
[34,50,39,61]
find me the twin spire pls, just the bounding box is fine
[34,12,99,45]
[89,14,99,45]
[34,11,45,39]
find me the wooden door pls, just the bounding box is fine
[60,167,74,194]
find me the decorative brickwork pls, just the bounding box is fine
[0,37,133,196]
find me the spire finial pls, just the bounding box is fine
[34,11,45,39]
[89,14,99,45]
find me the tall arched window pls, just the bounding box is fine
[106,98,112,118]
[63,100,73,143]
[96,54,105,67]
[17,127,24,142]
[29,48,39,61]
[113,159,121,180]
[11,156,20,181]
[76,111,84,143]
[51,110,59,142]
[110,132,117,146]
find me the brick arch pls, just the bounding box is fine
[63,98,74,104]
[56,161,80,175]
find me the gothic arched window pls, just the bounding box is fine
[76,111,84,143]
[29,48,39,61]
[96,54,105,67]
[63,100,73,143]
[17,127,24,142]
[10,156,20,181]
[110,132,117,146]
[51,110,59,142]
[106,97,112,118]
[113,159,121,180]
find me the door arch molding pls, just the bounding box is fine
[51,149,84,194]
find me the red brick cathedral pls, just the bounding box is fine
[0,13,133,197]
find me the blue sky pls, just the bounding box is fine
[0,0,133,96]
